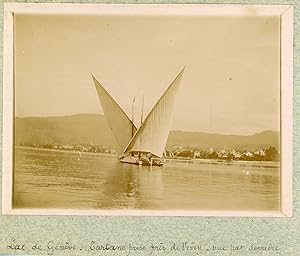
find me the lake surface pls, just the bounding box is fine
[13,147,280,211]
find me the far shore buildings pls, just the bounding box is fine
[166,145,275,161]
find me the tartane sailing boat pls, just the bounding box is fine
[92,68,185,166]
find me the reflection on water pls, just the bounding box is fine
[13,147,280,211]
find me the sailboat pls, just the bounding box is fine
[91,67,185,166]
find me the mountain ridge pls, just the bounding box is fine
[15,114,280,151]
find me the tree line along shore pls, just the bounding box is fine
[17,142,279,162]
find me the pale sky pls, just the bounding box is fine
[15,14,280,135]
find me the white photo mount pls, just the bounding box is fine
[2,3,293,217]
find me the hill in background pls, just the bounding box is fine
[15,114,280,151]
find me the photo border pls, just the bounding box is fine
[1,3,293,217]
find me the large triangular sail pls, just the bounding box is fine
[92,75,137,154]
[123,68,185,157]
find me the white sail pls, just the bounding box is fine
[92,75,137,154]
[124,68,185,157]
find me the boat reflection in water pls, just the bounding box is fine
[103,162,164,209]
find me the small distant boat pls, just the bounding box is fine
[92,67,185,166]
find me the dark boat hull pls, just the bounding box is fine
[119,156,163,166]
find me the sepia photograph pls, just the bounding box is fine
[2,4,293,216]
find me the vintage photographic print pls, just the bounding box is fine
[2,4,293,216]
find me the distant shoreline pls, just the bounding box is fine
[164,158,279,168]
[16,146,117,158]
[16,146,280,168]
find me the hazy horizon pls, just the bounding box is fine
[15,14,280,135]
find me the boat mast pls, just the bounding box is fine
[141,94,144,126]
[132,96,135,137]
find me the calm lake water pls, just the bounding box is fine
[13,147,280,211]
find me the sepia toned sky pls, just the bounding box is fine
[15,14,280,135]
